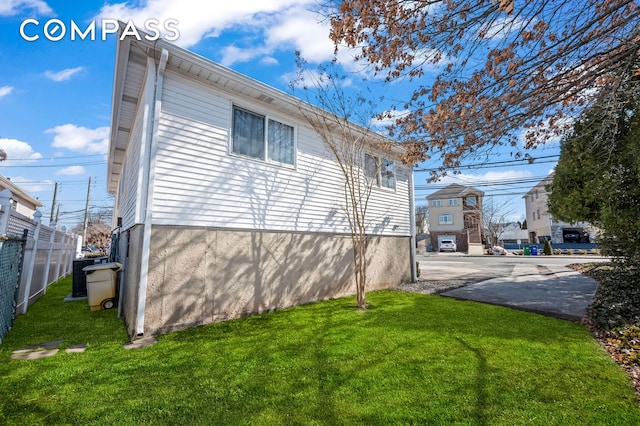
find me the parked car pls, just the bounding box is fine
[563,232,581,243]
[439,240,457,252]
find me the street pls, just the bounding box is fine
[417,252,606,282]
[415,252,606,320]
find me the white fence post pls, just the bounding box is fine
[42,220,56,294]
[65,234,74,275]
[21,210,42,314]
[54,226,66,281]
[0,189,11,235]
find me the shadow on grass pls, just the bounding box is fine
[2,285,640,425]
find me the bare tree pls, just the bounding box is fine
[482,197,515,247]
[415,205,428,235]
[72,209,113,251]
[292,55,395,309]
[328,0,640,177]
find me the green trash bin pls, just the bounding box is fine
[523,246,531,256]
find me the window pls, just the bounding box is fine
[365,153,396,190]
[232,106,295,165]
[268,119,295,164]
[466,195,476,206]
[365,153,379,186]
[448,198,458,206]
[439,214,453,225]
[380,158,395,189]
[432,199,441,207]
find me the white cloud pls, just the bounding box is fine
[95,0,317,48]
[0,137,43,165]
[220,45,270,67]
[371,109,410,128]
[0,86,13,98]
[260,56,279,66]
[55,165,85,176]
[46,124,109,155]
[6,176,54,194]
[478,15,528,40]
[44,67,85,82]
[0,0,52,17]
[263,6,334,63]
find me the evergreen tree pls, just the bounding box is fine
[548,76,640,262]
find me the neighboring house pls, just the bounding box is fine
[108,29,414,339]
[498,222,529,244]
[523,174,593,244]
[426,183,484,254]
[0,175,43,219]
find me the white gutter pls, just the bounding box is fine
[409,167,417,282]
[135,48,168,337]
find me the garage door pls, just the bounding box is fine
[437,235,457,246]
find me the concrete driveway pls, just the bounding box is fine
[419,255,601,321]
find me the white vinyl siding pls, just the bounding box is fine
[149,71,411,236]
[117,64,153,230]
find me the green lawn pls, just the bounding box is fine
[1,276,639,425]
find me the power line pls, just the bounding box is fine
[414,154,559,173]
[414,175,549,191]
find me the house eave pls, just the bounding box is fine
[0,174,44,208]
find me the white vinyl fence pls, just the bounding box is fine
[0,189,78,342]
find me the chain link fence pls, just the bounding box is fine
[0,234,26,343]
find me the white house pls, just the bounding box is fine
[0,174,43,219]
[523,174,593,244]
[108,28,414,339]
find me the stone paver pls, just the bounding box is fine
[11,349,59,360]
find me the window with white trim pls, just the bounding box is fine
[432,199,441,207]
[380,158,395,189]
[448,198,458,206]
[365,153,396,190]
[365,153,379,186]
[439,214,453,225]
[232,106,295,165]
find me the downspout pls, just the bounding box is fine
[409,167,417,282]
[136,48,168,337]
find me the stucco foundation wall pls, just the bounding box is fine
[142,226,410,336]
[120,224,144,338]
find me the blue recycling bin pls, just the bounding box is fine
[531,245,538,256]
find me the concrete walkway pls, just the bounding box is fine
[440,263,598,321]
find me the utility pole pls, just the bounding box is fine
[50,182,58,224]
[83,177,91,246]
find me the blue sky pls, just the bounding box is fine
[0,0,560,230]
